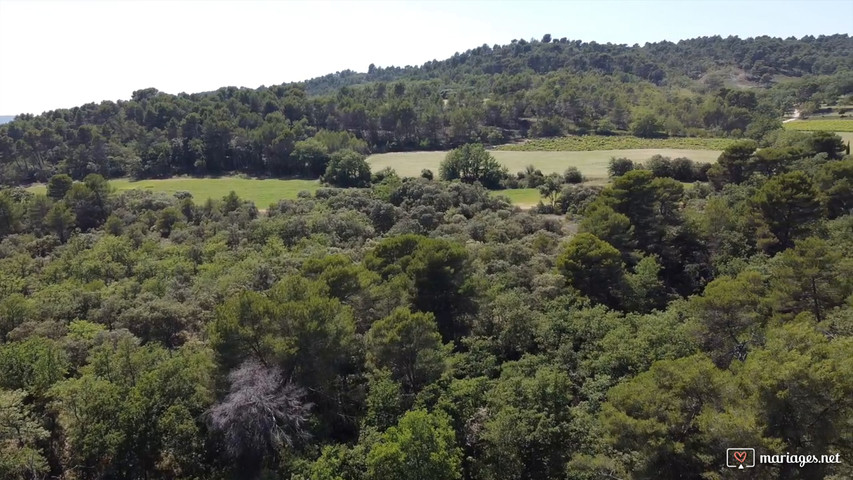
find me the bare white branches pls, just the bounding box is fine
[209,360,312,460]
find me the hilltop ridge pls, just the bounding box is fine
[0,34,850,185]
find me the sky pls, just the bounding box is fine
[0,0,851,115]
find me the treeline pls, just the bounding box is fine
[302,34,853,94]
[0,124,851,478]
[1,35,851,185]
[434,129,847,196]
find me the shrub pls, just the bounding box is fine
[645,155,672,178]
[440,144,507,190]
[530,117,564,137]
[371,167,398,184]
[520,165,546,188]
[670,157,695,182]
[47,174,73,201]
[608,157,636,177]
[322,150,371,188]
[630,110,664,138]
[556,185,602,215]
[563,166,585,184]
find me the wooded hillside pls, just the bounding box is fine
[1,35,850,184]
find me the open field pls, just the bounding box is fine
[497,135,734,151]
[368,149,723,182]
[794,105,853,120]
[492,188,542,207]
[837,132,853,144]
[783,119,853,132]
[26,177,320,208]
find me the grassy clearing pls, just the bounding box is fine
[367,152,446,178]
[836,132,853,145]
[26,177,320,208]
[368,149,722,183]
[490,183,698,209]
[492,188,542,207]
[783,119,853,132]
[497,135,734,151]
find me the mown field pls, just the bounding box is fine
[492,188,542,207]
[27,177,320,208]
[490,183,698,210]
[368,149,723,182]
[783,119,853,132]
[496,135,734,151]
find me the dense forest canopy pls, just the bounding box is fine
[1,34,851,185]
[1,134,851,478]
[0,32,852,480]
[301,34,853,94]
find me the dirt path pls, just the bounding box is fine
[783,108,801,123]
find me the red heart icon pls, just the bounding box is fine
[733,451,747,463]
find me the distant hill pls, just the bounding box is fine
[299,34,853,95]
[0,34,851,185]
[0,116,14,125]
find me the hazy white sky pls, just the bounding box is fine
[1,0,851,115]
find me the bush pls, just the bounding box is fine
[530,117,564,137]
[533,201,556,214]
[421,169,434,180]
[483,126,506,145]
[440,144,507,190]
[47,174,73,201]
[563,167,584,184]
[556,185,602,215]
[292,139,331,177]
[686,182,712,200]
[322,150,371,188]
[371,167,398,184]
[594,119,617,135]
[670,157,695,182]
[500,176,521,189]
[538,173,564,207]
[519,165,546,188]
[645,155,672,178]
[630,110,664,138]
[608,157,636,177]
[693,162,712,182]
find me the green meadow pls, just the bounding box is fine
[368,149,723,183]
[27,177,320,208]
[497,135,734,151]
[783,119,853,132]
[492,188,542,207]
